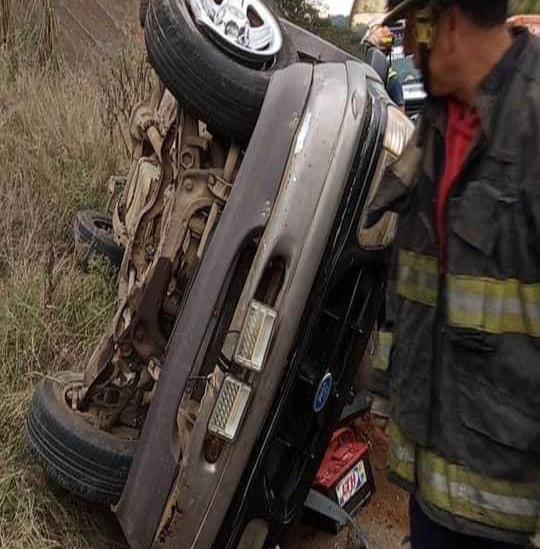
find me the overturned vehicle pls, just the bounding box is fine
[27,0,412,547]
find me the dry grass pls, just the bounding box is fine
[0,3,145,547]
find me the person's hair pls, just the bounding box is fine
[433,0,508,28]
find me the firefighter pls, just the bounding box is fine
[365,0,540,546]
[352,24,406,109]
[367,25,406,109]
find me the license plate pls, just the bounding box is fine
[335,459,367,507]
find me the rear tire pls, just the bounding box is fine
[26,372,136,505]
[73,210,124,268]
[144,0,297,141]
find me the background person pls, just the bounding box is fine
[352,23,406,108]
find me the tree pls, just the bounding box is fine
[511,0,540,13]
[276,0,360,54]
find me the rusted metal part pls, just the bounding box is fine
[156,170,215,260]
[84,119,181,393]
[113,88,177,248]
[197,202,219,260]
[117,160,160,247]
[122,119,178,286]
[129,106,166,164]
[83,329,115,389]
[127,257,172,361]
[148,358,162,381]
[80,76,241,443]
[129,77,171,163]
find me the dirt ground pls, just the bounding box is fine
[286,423,409,549]
[51,0,141,66]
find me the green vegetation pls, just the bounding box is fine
[0,2,145,546]
[277,0,360,53]
[511,0,540,13]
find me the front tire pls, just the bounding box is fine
[26,372,136,505]
[144,0,298,141]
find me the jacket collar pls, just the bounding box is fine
[475,29,529,139]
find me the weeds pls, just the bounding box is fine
[100,45,154,155]
[0,0,62,70]
[0,0,12,46]
[0,1,142,546]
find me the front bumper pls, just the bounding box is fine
[116,61,391,549]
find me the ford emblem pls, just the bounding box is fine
[313,372,333,413]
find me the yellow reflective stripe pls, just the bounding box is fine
[397,250,438,307]
[418,449,539,533]
[447,275,540,337]
[389,422,539,532]
[373,331,393,372]
[388,422,416,484]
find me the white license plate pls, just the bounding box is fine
[335,459,368,507]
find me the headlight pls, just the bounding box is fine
[357,106,413,251]
[208,375,251,442]
[383,106,414,158]
[234,300,277,372]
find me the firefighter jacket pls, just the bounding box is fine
[366,30,540,544]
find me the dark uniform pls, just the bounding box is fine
[367,29,540,545]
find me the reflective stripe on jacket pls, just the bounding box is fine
[369,330,393,398]
[389,423,539,535]
[368,30,540,544]
[373,331,393,372]
[397,249,540,336]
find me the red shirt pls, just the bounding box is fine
[437,100,480,270]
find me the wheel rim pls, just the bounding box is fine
[187,0,283,63]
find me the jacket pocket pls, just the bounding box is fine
[448,180,509,256]
[458,371,538,455]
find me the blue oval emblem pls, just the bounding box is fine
[313,372,333,413]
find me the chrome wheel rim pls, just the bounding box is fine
[187,0,283,62]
